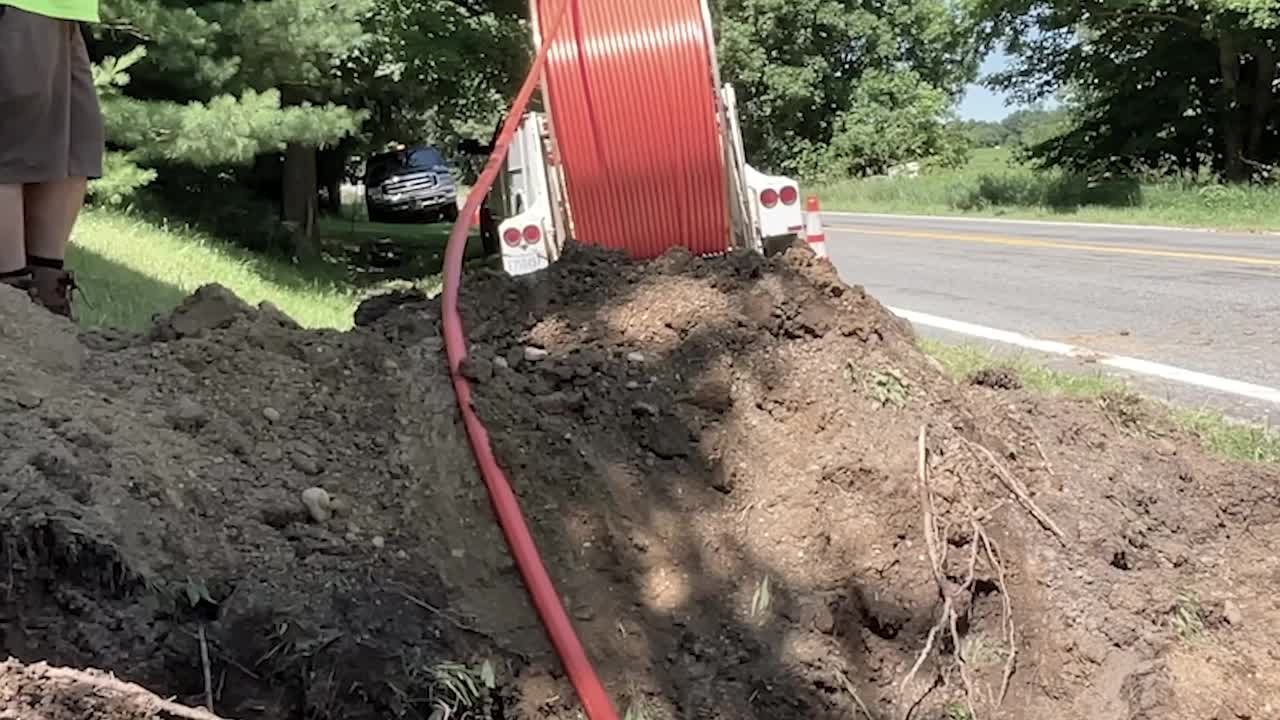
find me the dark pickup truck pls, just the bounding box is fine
[364,145,460,224]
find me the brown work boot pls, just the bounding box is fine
[28,266,78,320]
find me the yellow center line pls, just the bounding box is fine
[827,226,1280,268]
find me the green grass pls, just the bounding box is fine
[922,339,1280,464]
[1172,591,1206,642]
[70,208,474,332]
[813,148,1280,232]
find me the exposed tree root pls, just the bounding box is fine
[964,438,1068,546]
[899,427,1025,720]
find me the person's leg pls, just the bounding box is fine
[24,19,102,318]
[24,178,86,317]
[0,184,27,284]
[23,178,87,265]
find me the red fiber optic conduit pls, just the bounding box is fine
[440,3,617,719]
[441,1,730,718]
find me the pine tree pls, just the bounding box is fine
[89,0,525,250]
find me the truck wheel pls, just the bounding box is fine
[442,204,460,224]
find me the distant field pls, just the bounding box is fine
[812,148,1280,231]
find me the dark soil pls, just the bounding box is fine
[2,243,1278,720]
[969,367,1023,391]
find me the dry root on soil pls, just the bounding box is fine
[897,426,1024,720]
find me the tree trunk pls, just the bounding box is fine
[1246,41,1277,164]
[1217,35,1248,181]
[282,143,319,258]
[317,144,348,216]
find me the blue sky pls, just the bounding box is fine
[957,51,1017,121]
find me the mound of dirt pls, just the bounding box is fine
[0,660,224,720]
[2,244,1278,720]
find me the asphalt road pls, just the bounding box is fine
[821,212,1280,425]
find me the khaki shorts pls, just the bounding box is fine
[0,5,104,185]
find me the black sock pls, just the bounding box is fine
[27,256,65,270]
[0,268,28,279]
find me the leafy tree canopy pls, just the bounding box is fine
[714,0,981,177]
[972,0,1280,181]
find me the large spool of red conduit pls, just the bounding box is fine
[533,0,731,259]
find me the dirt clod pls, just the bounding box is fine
[1224,600,1244,626]
[166,398,210,433]
[970,366,1024,390]
[462,356,495,382]
[2,243,1278,720]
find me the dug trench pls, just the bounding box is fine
[1,243,1278,720]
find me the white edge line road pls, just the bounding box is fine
[890,307,1280,407]
[823,211,1280,237]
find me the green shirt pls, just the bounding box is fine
[3,0,98,22]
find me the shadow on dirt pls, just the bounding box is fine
[355,242,963,719]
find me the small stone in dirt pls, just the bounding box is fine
[371,536,386,549]
[573,605,596,621]
[291,451,322,476]
[493,356,510,370]
[626,352,646,364]
[167,397,210,432]
[631,401,660,417]
[262,407,283,423]
[970,367,1023,390]
[1155,438,1179,457]
[300,487,334,523]
[1223,599,1244,626]
[524,346,550,362]
[14,390,42,410]
[461,357,494,383]
[382,357,400,372]
[625,381,641,390]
